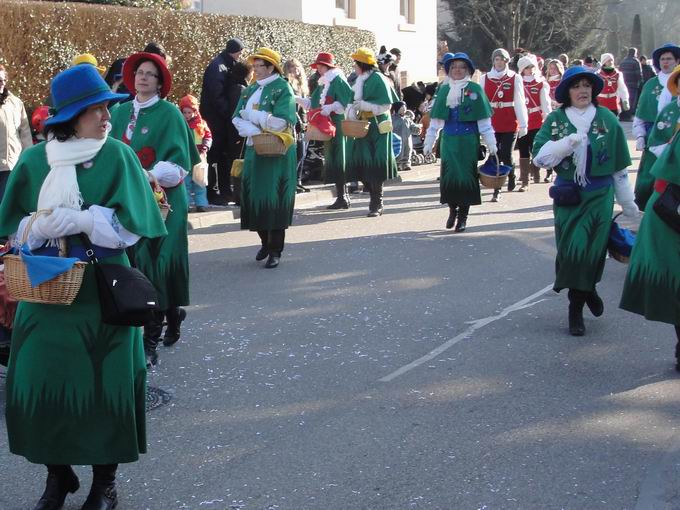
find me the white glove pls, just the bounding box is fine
[423,133,436,156]
[239,109,252,122]
[249,110,271,128]
[613,169,638,218]
[635,137,646,151]
[295,96,311,110]
[232,117,262,137]
[33,208,94,239]
[149,161,188,188]
[518,127,528,139]
[622,201,641,218]
[486,139,498,156]
[622,101,630,112]
[567,133,587,147]
[346,103,359,121]
[320,104,334,117]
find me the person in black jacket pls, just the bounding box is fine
[199,38,244,205]
[619,47,642,120]
[224,61,253,206]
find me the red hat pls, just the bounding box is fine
[31,105,50,134]
[179,94,199,112]
[310,52,337,69]
[122,52,172,99]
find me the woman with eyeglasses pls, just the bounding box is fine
[110,52,200,367]
[423,53,496,232]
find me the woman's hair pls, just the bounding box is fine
[284,58,309,96]
[134,58,164,87]
[354,60,376,73]
[232,61,253,84]
[560,77,599,109]
[44,112,82,142]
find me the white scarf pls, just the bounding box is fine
[319,68,345,106]
[126,94,159,141]
[444,76,471,108]
[565,104,597,187]
[352,70,372,102]
[245,73,279,111]
[487,67,514,80]
[659,71,670,88]
[38,131,109,211]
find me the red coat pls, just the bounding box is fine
[523,79,544,131]
[598,69,621,112]
[484,73,518,133]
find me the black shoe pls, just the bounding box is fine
[446,209,457,229]
[195,206,207,213]
[327,198,349,210]
[490,189,500,202]
[585,291,604,317]
[35,466,79,510]
[209,196,229,206]
[144,346,158,368]
[255,247,268,261]
[568,301,586,336]
[163,308,187,347]
[367,207,383,217]
[507,172,516,192]
[80,465,117,510]
[455,219,467,232]
[265,254,280,268]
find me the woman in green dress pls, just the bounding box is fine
[0,65,166,510]
[620,78,680,370]
[423,52,497,232]
[110,52,199,367]
[232,48,298,269]
[644,66,680,164]
[533,67,638,336]
[346,47,399,217]
[296,52,354,209]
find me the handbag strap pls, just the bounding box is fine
[78,234,99,264]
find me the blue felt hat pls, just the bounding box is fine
[45,65,129,127]
[444,52,475,74]
[554,66,604,105]
[652,43,680,71]
[439,52,455,65]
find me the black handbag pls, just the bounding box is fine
[80,235,159,326]
[549,181,582,206]
[653,182,680,234]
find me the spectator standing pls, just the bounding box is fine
[639,55,657,85]
[619,47,643,120]
[391,101,419,172]
[0,65,32,202]
[200,38,244,205]
[389,47,403,100]
[180,94,212,212]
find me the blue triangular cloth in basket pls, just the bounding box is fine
[19,244,80,287]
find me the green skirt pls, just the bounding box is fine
[323,117,347,185]
[634,149,656,210]
[130,183,189,310]
[620,191,680,324]
[440,133,482,206]
[5,253,147,465]
[240,143,297,231]
[346,118,398,183]
[553,185,614,292]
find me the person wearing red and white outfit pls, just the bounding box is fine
[516,55,552,191]
[597,53,630,117]
[546,59,564,109]
[479,48,528,201]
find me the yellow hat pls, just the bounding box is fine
[351,47,377,66]
[71,53,106,74]
[668,64,680,97]
[247,47,283,75]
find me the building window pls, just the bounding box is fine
[400,0,415,24]
[336,0,356,19]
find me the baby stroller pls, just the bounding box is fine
[300,140,325,183]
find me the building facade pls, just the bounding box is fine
[195,0,438,84]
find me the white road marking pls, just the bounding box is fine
[379,283,555,382]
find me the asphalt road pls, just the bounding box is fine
[2,127,680,510]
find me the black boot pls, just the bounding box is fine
[327,183,350,209]
[163,307,187,347]
[567,289,586,336]
[265,252,281,268]
[675,326,680,372]
[507,170,516,192]
[34,465,79,510]
[491,189,501,202]
[585,290,604,317]
[143,310,164,368]
[455,206,469,232]
[367,182,384,217]
[446,205,457,229]
[80,464,117,510]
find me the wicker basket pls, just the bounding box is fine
[4,211,86,305]
[478,157,509,189]
[341,119,370,138]
[305,125,332,141]
[252,133,287,156]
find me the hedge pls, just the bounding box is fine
[1,0,376,109]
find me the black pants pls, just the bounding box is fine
[495,131,517,167]
[516,129,538,159]
[258,229,285,255]
[207,137,231,201]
